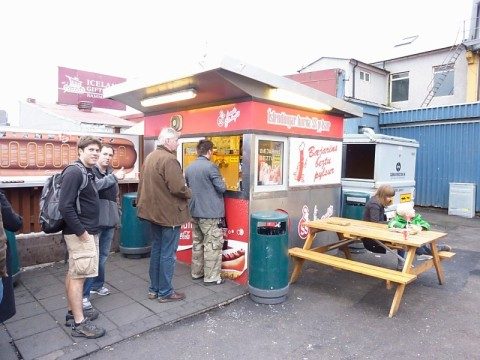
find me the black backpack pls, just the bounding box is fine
[39,162,89,233]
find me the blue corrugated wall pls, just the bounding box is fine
[379,103,480,212]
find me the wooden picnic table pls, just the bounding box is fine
[288,217,454,317]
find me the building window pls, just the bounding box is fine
[433,64,454,97]
[360,71,370,82]
[391,72,409,102]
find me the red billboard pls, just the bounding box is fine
[57,67,126,111]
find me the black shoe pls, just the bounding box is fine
[65,308,99,327]
[204,279,225,286]
[71,319,105,339]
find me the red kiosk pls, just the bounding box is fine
[105,57,362,285]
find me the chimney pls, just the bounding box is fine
[78,101,93,112]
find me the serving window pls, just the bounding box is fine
[254,135,288,192]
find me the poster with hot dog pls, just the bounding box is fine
[0,127,139,183]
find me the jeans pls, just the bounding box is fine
[83,227,115,298]
[147,222,181,298]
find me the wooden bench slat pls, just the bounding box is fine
[289,247,417,284]
[438,251,455,259]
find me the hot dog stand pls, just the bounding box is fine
[104,56,363,285]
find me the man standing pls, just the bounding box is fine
[59,135,105,339]
[82,144,125,309]
[137,128,192,302]
[185,140,226,285]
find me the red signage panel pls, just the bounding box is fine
[144,101,343,139]
[58,67,126,111]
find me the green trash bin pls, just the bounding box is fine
[342,191,370,252]
[120,192,151,258]
[5,229,20,285]
[248,211,289,305]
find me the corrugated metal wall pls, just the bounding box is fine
[379,103,480,212]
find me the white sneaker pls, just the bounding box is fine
[82,297,92,310]
[90,287,110,296]
[416,254,433,261]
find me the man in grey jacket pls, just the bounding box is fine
[185,140,227,285]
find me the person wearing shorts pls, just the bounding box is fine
[59,135,105,339]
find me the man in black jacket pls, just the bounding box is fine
[59,135,105,339]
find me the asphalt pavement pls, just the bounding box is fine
[1,207,479,360]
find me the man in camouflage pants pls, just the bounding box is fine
[185,140,227,286]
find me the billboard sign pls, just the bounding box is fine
[58,66,126,110]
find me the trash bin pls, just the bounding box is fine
[5,229,20,285]
[342,191,370,252]
[120,192,151,258]
[248,211,289,305]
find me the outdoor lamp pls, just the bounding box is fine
[141,88,197,107]
[269,88,332,111]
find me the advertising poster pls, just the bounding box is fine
[289,137,342,186]
[0,127,140,185]
[257,139,284,186]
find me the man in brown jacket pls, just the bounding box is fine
[137,127,192,302]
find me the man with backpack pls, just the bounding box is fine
[59,135,105,339]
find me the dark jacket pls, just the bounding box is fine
[185,156,226,219]
[137,146,192,226]
[0,190,23,322]
[59,160,100,236]
[93,165,121,228]
[362,196,387,253]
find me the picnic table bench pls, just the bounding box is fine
[288,217,455,317]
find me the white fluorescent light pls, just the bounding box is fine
[141,88,197,107]
[269,88,333,111]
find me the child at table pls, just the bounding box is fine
[388,202,452,261]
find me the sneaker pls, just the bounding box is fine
[438,244,452,252]
[158,291,186,303]
[90,287,110,296]
[71,319,106,339]
[417,254,433,261]
[65,308,99,327]
[83,297,92,310]
[204,278,225,286]
[148,292,158,300]
[191,275,204,280]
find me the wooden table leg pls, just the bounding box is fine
[429,241,445,285]
[389,283,406,318]
[289,258,305,284]
[389,246,416,315]
[289,231,318,284]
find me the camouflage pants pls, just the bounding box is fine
[191,217,223,282]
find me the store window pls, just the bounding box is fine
[433,64,455,97]
[391,71,409,102]
[360,71,370,82]
[254,135,288,192]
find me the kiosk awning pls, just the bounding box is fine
[104,56,362,119]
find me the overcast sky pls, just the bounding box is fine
[0,0,475,124]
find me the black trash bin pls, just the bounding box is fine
[248,211,289,305]
[120,192,151,258]
[342,191,370,252]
